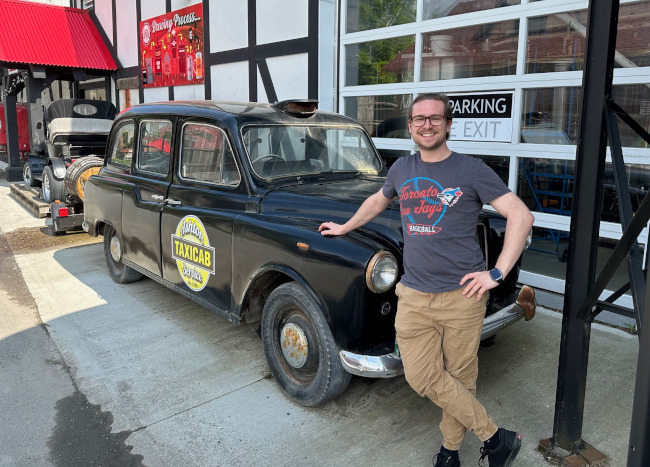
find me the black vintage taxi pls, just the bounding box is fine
[83,99,535,407]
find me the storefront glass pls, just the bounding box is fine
[345,94,413,138]
[517,157,650,223]
[420,20,519,81]
[522,84,650,148]
[473,155,509,185]
[611,84,650,148]
[422,0,520,20]
[522,226,642,294]
[346,0,416,33]
[526,10,588,74]
[346,36,416,86]
[520,87,580,144]
[526,2,650,74]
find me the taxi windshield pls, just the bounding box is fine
[242,125,382,178]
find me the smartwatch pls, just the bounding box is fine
[489,267,504,284]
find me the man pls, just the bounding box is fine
[319,93,534,467]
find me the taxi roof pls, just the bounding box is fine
[117,100,363,127]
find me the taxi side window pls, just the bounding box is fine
[137,120,172,176]
[180,123,241,186]
[107,122,135,171]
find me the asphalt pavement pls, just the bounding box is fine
[0,175,639,467]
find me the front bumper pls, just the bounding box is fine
[339,285,536,378]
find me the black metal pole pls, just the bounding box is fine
[3,75,23,182]
[627,290,650,465]
[551,0,619,452]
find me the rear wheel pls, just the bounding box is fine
[23,162,40,187]
[42,165,66,203]
[103,224,143,284]
[261,282,351,406]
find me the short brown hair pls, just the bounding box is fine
[408,93,453,120]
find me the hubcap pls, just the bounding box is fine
[109,235,122,262]
[280,322,308,368]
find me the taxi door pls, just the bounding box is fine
[160,121,247,316]
[121,119,174,277]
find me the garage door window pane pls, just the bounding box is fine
[423,0,520,20]
[526,2,650,74]
[344,94,412,138]
[421,20,519,81]
[346,0,416,33]
[346,35,415,86]
[521,88,580,144]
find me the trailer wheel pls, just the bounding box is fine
[103,224,143,284]
[23,162,41,187]
[42,165,66,203]
[65,156,103,202]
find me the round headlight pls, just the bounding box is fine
[366,251,398,293]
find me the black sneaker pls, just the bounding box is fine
[478,428,521,467]
[433,450,461,467]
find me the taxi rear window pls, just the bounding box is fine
[107,121,134,171]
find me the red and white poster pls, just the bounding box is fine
[140,4,205,88]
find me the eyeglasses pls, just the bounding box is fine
[410,115,446,127]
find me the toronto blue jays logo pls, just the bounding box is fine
[437,187,463,207]
[398,178,463,236]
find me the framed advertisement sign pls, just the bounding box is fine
[140,4,204,88]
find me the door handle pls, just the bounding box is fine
[165,198,182,206]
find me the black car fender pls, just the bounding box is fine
[232,215,396,348]
[48,156,67,179]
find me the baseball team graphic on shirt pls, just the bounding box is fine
[399,177,463,236]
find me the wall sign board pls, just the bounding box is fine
[140,4,205,88]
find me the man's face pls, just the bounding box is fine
[408,99,452,152]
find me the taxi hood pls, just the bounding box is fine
[259,176,404,248]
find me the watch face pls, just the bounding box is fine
[490,268,503,283]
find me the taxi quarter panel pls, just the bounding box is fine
[84,168,128,238]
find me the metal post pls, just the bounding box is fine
[551,0,619,453]
[2,75,23,182]
[627,294,650,466]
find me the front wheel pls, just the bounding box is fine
[261,282,351,406]
[103,224,143,284]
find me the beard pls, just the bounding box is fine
[413,129,448,151]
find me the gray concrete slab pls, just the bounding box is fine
[0,177,639,466]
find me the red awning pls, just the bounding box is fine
[0,0,116,70]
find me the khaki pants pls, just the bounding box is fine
[394,282,498,450]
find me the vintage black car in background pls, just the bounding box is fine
[83,99,535,407]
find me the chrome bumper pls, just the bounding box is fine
[339,285,536,378]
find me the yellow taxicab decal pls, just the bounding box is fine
[172,215,215,291]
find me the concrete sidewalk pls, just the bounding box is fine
[0,176,639,466]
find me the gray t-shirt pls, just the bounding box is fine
[382,152,510,293]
